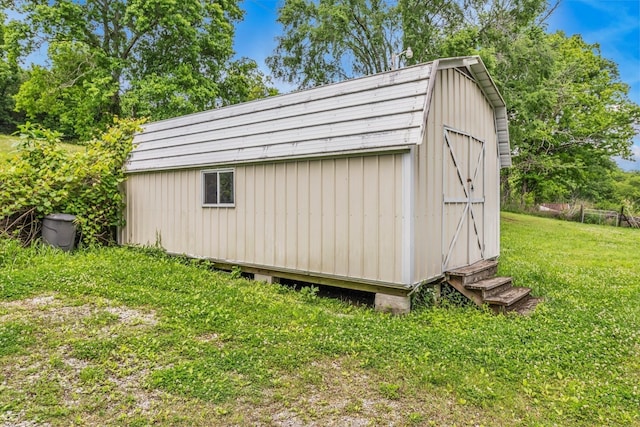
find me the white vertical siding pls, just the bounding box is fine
[347,158,365,279]
[122,153,406,285]
[334,158,349,277]
[121,57,511,290]
[414,68,502,281]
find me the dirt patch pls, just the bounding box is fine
[0,295,58,322]
[0,294,163,424]
[0,295,504,426]
[226,358,498,427]
[0,410,51,427]
[0,294,157,331]
[196,332,225,349]
[103,306,157,327]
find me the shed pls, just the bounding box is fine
[121,56,512,311]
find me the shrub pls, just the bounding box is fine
[0,118,143,245]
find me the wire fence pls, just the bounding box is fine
[579,206,639,228]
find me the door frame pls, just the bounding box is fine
[441,126,486,271]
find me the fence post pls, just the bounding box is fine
[618,206,624,227]
[580,205,584,223]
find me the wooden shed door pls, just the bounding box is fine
[442,127,486,271]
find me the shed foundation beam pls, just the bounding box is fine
[375,293,411,315]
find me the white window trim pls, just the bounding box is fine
[201,168,235,207]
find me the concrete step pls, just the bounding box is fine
[484,286,531,307]
[464,276,513,298]
[447,259,498,285]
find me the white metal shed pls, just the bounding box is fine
[121,56,511,306]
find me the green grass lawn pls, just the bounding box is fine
[0,212,638,426]
[0,133,85,162]
[0,134,20,161]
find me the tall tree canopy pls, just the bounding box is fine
[266,0,402,88]
[611,170,640,211]
[267,0,547,88]
[0,12,24,132]
[268,0,640,204]
[497,30,640,203]
[9,0,275,139]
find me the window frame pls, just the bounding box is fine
[201,168,235,208]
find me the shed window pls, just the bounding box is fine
[202,169,234,207]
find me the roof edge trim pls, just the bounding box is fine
[125,145,412,174]
[418,59,440,145]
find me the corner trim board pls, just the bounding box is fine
[401,150,415,285]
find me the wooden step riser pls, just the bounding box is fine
[449,265,498,286]
[481,282,513,299]
[447,279,509,306]
[454,287,539,315]
[506,296,542,315]
[485,287,531,308]
[491,297,533,314]
[446,261,541,315]
[491,298,525,313]
[464,277,513,296]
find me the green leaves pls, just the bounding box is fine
[268,1,639,207]
[267,0,402,88]
[500,31,640,204]
[0,118,143,245]
[10,0,275,140]
[268,0,548,88]
[14,41,118,140]
[0,12,24,133]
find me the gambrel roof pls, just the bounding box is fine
[126,56,511,173]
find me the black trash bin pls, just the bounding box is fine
[42,214,77,251]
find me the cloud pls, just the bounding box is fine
[616,158,639,171]
[616,142,640,171]
[548,0,640,105]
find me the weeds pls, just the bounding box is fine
[230,265,242,279]
[409,282,438,310]
[299,285,319,301]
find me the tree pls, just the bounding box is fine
[267,0,403,89]
[121,58,278,120]
[611,170,640,211]
[499,31,640,204]
[10,0,275,139]
[267,0,547,88]
[268,0,639,205]
[0,13,25,132]
[14,41,117,139]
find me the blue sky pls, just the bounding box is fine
[233,0,640,171]
[547,0,640,171]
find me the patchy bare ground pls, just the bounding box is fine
[0,294,508,426]
[229,356,515,427]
